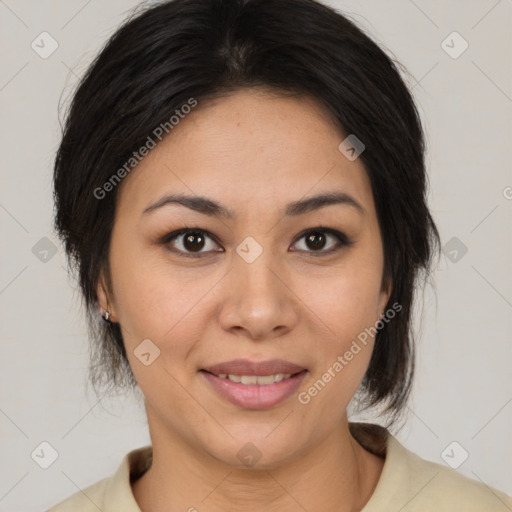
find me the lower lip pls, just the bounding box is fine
[200,370,308,409]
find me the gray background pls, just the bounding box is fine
[0,1,511,510]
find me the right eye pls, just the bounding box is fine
[160,228,224,258]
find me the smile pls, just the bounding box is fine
[208,372,296,385]
[200,369,308,409]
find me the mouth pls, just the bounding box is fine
[199,369,308,409]
[200,369,306,385]
[201,358,306,377]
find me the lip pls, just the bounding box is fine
[200,369,308,409]
[201,358,306,376]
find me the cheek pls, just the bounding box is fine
[109,232,219,360]
[297,251,384,393]
[308,255,383,340]
[297,280,380,414]
[108,230,180,340]
[109,220,384,392]
[313,283,379,375]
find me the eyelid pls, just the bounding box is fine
[160,226,353,258]
[292,226,352,248]
[290,226,354,257]
[160,227,223,258]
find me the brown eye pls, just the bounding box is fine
[182,231,206,252]
[162,228,222,257]
[291,227,353,255]
[161,226,352,259]
[305,231,328,251]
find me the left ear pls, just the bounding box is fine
[378,276,392,317]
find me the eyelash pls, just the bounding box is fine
[159,226,354,259]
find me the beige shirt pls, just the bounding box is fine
[47,422,512,511]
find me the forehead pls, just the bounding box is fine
[115,88,375,219]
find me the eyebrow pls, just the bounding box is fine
[142,191,365,218]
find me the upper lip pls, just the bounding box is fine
[201,359,306,376]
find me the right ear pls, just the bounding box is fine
[96,272,117,322]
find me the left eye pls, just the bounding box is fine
[292,228,351,254]
[161,227,352,257]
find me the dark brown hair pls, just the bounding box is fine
[53,0,440,426]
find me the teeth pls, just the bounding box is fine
[215,373,292,385]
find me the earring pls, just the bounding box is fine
[102,310,112,324]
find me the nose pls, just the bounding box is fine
[217,246,299,340]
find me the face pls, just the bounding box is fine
[97,88,391,468]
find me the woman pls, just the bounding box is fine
[48,0,512,510]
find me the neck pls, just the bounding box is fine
[132,415,385,512]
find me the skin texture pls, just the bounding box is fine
[97,88,391,512]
